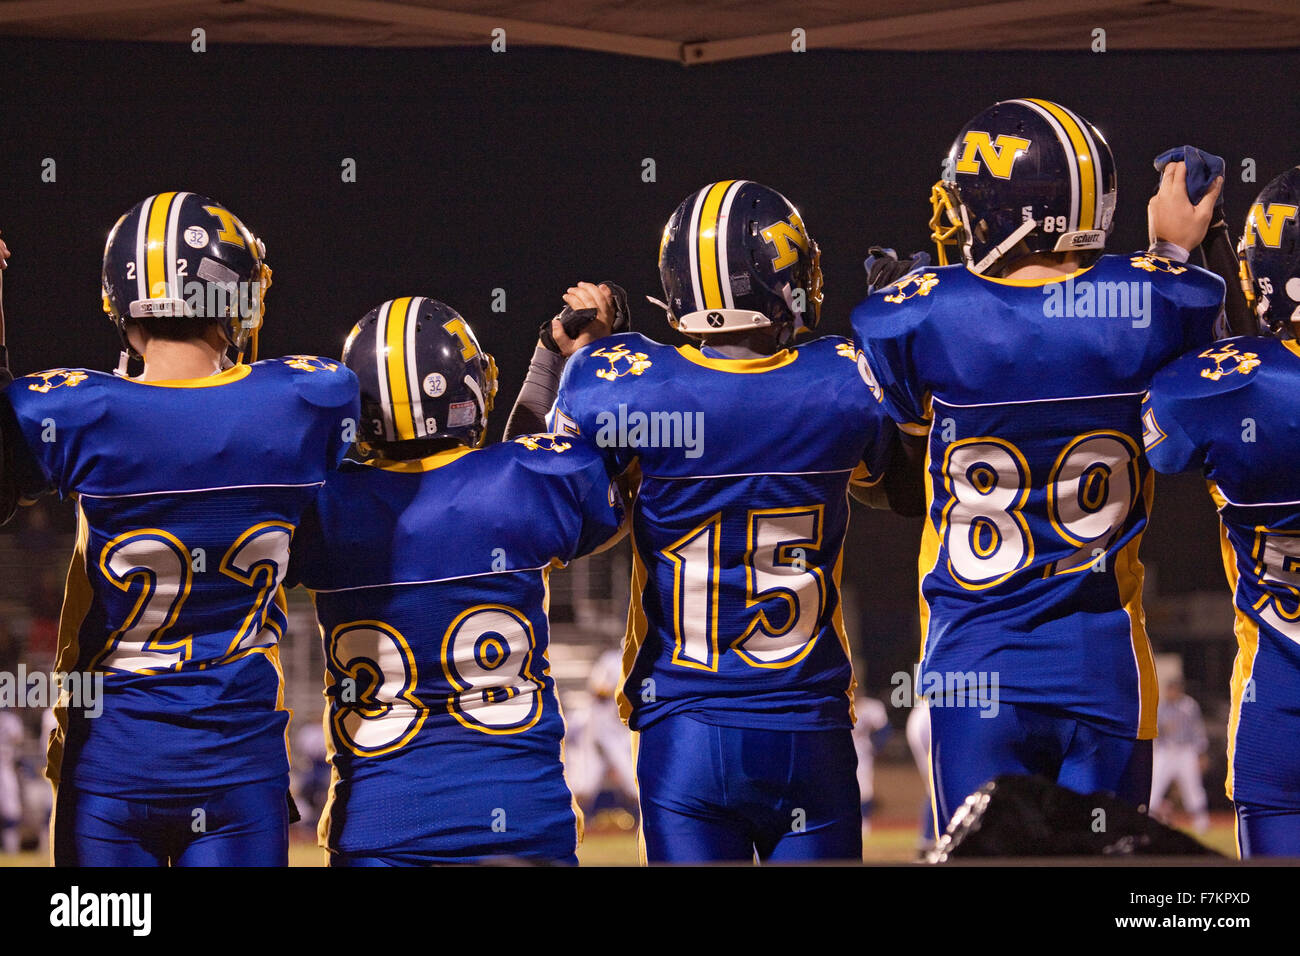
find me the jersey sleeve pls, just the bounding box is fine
[569,445,624,559]
[283,357,362,470]
[850,404,902,488]
[546,343,637,475]
[0,370,105,499]
[850,297,932,436]
[1147,260,1225,353]
[511,435,624,561]
[547,349,593,438]
[1140,383,1203,475]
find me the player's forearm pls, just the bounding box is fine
[503,343,565,440]
[1200,220,1255,336]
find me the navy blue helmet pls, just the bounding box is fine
[930,99,1117,275]
[101,191,269,361]
[1239,166,1300,336]
[652,180,822,339]
[343,297,498,449]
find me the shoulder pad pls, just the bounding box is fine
[571,333,661,383]
[1150,336,1271,399]
[1125,253,1225,299]
[506,432,606,472]
[5,368,109,428]
[261,355,359,409]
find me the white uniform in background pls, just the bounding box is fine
[569,649,638,808]
[0,711,23,853]
[1150,690,1210,833]
[852,697,890,828]
[906,698,935,848]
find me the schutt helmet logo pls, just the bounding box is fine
[706,311,725,328]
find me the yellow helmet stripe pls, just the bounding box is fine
[1027,99,1096,232]
[144,191,179,301]
[696,180,736,309]
[385,296,417,441]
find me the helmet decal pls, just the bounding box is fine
[658,180,822,336]
[345,297,496,449]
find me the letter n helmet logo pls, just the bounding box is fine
[955,132,1032,180]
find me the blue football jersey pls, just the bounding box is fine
[1,357,359,798]
[1143,335,1300,808]
[853,254,1223,738]
[290,436,622,862]
[548,332,897,732]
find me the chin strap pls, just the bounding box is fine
[970,218,1038,275]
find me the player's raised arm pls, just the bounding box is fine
[1148,158,1224,256]
[503,280,624,440]
[1149,147,1256,337]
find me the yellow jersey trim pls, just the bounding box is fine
[129,364,252,388]
[675,346,797,373]
[367,446,476,473]
[970,261,1098,287]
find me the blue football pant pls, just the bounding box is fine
[1235,802,1300,858]
[636,715,862,864]
[328,847,579,866]
[929,701,1153,834]
[53,775,290,867]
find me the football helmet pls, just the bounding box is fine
[930,99,1117,275]
[1238,166,1300,336]
[101,191,270,362]
[652,180,822,339]
[343,297,498,449]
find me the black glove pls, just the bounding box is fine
[539,281,632,353]
[863,247,932,296]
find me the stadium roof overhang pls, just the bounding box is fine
[1,0,1298,60]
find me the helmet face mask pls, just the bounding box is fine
[1238,166,1300,337]
[654,180,822,342]
[343,297,498,456]
[101,192,269,366]
[932,99,1117,276]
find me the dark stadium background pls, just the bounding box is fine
[1,38,1297,714]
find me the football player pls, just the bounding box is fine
[516,180,905,863]
[288,297,624,866]
[0,193,359,866]
[852,100,1225,836]
[1142,165,1300,856]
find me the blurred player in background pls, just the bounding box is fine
[854,100,1225,835]
[851,695,889,834]
[1149,677,1210,833]
[516,180,911,863]
[568,646,639,820]
[1143,165,1300,856]
[290,297,624,865]
[905,697,935,853]
[0,708,20,853]
[0,194,359,865]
